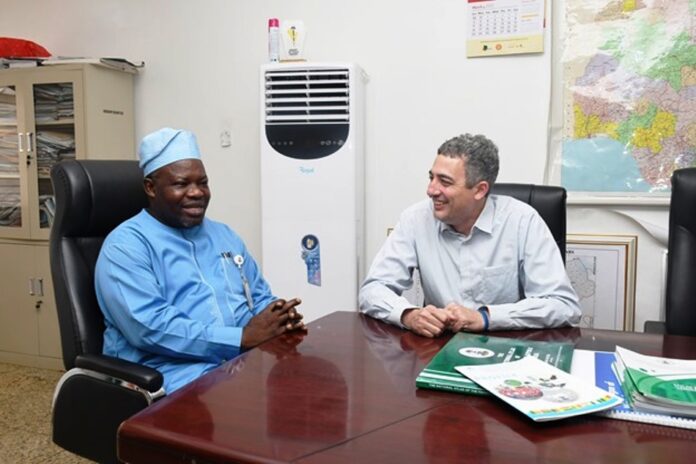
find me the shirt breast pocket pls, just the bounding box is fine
[481,264,519,304]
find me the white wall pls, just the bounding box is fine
[1,0,668,329]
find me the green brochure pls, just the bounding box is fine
[456,356,622,421]
[416,332,574,395]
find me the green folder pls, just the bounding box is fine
[416,333,575,395]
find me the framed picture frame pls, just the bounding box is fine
[565,234,638,331]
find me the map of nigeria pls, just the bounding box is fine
[562,0,696,193]
[566,255,597,328]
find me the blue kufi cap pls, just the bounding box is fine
[139,127,201,176]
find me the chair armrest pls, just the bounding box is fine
[75,353,163,392]
[644,320,666,334]
[52,357,164,463]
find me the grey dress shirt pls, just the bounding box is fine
[358,195,581,331]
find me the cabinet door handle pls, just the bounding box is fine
[36,278,44,297]
[28,277,35,296]
[18,132,24,152]
[27,132,34,152]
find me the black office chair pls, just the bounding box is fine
[491,183,567,261]
[644,168,696,336]
[50,160,165,464]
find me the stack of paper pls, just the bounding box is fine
[0,187,20,227]
[0,87,17,123]
[614,346,696,418]
[572,349,696,430]
[36,130,76,177]
[39,194,55,228]
[0,130,19,174]
[41,57,144,74]
[34,84,74,122]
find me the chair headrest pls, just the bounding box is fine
[671,168,696,233]
[50,160,148,238]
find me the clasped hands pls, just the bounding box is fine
[401,303,485,338]
[241,298,306,349]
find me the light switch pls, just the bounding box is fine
[220,130,231,148]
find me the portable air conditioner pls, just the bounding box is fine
[260,62,366,323]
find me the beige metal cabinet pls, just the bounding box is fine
[0,241,61,368]
[0,63,136,368]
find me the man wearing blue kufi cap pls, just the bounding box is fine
[95,127,305,392]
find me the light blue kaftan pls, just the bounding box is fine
[95,210,275,392]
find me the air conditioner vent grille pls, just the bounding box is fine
[265,68,350,124]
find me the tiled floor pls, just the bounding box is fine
[0,362,90,463]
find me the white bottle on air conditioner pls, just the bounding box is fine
[268,18,280,63]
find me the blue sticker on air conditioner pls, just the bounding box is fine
[301,234,321,286]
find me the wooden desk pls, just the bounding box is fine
[118,312,696,463]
